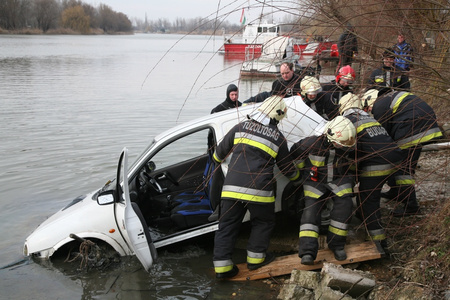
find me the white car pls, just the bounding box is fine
[23,96,326,271]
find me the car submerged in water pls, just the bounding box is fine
[23,96,327,271]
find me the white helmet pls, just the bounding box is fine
[361,89,379,110]
[339,93,361,115]
[300,76,322,96]
[250,95,287,125]
[324,116,356,147]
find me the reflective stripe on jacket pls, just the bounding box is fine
[372,91,443,149]
[213,119,299,203]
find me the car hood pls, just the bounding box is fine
[24,192,129,258]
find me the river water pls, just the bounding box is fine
[0,33,287,299]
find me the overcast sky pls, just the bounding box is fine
[85,0,294,24]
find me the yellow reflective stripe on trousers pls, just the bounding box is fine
[247,256,265,264]
[360,164,396,177]
[299,230,319,238]
[221,191,275,203]
[215,265,233,273]
[234,137,277,158]
[304,190,321,199]
[328,226,348,237]
[371,233,386,241]
[335,187,353,197]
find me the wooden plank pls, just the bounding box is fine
[229,241,381,281]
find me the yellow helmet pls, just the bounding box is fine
[339,93,361,115]
[252,95,287,124]
[361,89,379,110]
[324,116,356,147]
[300,76,322,96]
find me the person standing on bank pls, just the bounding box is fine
[291,116,357,265]
[368,49,410,95]
[211,84,241,114]
[362,89,443,217]
[392,33,414,72]
[338,23,358,67]
[212,96,300,279]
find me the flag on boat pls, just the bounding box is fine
[240,8,246,25]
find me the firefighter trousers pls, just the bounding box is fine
[387,146,421,209]
[358,175,389,241]
[213,199,275,266]
[299,181,353,259]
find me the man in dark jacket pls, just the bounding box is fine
[368,49,410,95]
[211,84,242,114]
[271,62,302,97]
[291,116,357,265]
[363,90,443,217]
[212,96,299,279]
[338,24,358,67]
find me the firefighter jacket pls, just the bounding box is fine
[321,81,353,120]
[343,110,403,177]
[290,134,354,193]
[372,91,443,149]
[213,119,299,203]
[368,65,410,95]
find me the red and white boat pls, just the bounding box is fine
[219,21,280,59]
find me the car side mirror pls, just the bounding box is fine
[97,190,115,205]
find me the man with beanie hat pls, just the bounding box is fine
[211,84,241,114]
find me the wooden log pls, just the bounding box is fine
[228,241,381,281]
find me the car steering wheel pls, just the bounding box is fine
[139,170,164,194]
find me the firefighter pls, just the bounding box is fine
[339,93,403,250]
[300,76,328,120]
[212,96,299,279]
[362,89,443,217]
[321,65,356,119]
[291,116,356,265]
[368,49,410,95]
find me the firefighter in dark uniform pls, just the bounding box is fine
[368,49,410,95]
[321,65,356,119]
[290,116,357,265]
[300,76,328,120]
[212,96,299,279]
[339,93,403,249]
[363,89,443,217]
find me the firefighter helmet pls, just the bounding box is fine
[256,95,287,123]
[324,116,356,147]
[361,89,379,109]
[336,65,356,83]
[339,93,361,115]
[300,76,322,96]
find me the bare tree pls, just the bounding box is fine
[34,0,60,32]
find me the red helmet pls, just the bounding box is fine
[336,65,356,83]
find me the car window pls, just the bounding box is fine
[150,128,213,170]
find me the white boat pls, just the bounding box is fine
[219,21,280,58]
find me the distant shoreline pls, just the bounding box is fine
[0,27,225,36]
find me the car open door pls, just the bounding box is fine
[119,148,157,271]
